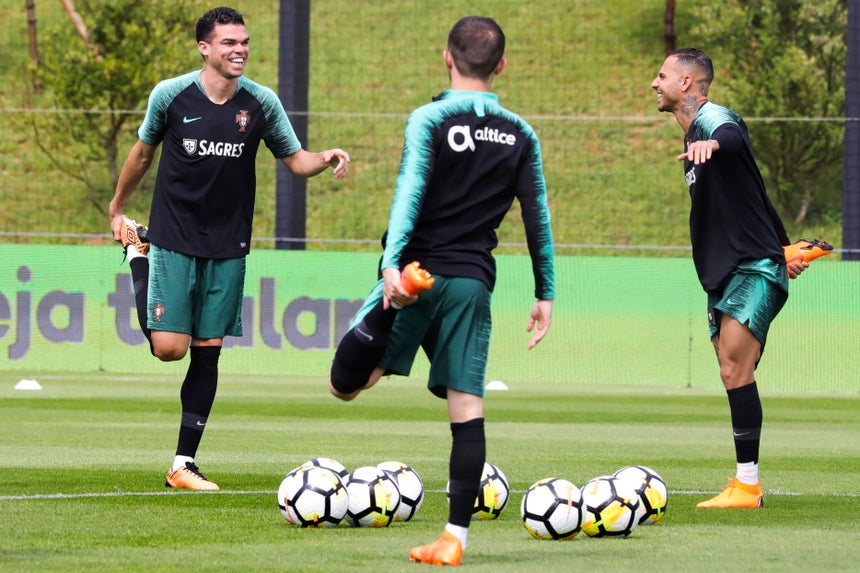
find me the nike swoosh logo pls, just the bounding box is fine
[733,431,749,437]
[196,421,206,427]
[183,116,203,123]
[354,327,373,343]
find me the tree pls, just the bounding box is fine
[664,0,677,55]
[688,0,847,224]
[31,0,201,214]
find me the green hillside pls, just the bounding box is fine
[0,0,841,254]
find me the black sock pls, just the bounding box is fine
[330,300,398,393]
[128,257,153,352]
[354,299,399,342]
[447,418,486,528]
[727,382,762,464]
[175,346,221,458]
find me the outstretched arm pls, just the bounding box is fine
[280,148,350,179]
[677,123,745,165]
[677,138,719,165]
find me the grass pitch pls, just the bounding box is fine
[1,373,858,572]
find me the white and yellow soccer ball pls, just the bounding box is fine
[474,462,510,520]
[377,461,425,522]
[613,465,668,525]
[446,461,510,520]
[580,475,644,537]
[301,457,349,480]
[277,465,349,528]
[345,465,401,527]
[520,477,584,540]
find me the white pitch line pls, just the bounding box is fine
[1,488,858,502]
[0,490,275,501]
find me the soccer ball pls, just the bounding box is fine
[345,465,401,527]
[520,478,584,540]
[302,457,349,480]
[613,465,668,525]
[580,475,644,537]
[377,461,425,521]
[277,465,349,528]
[474,462,510,520]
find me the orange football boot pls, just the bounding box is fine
[401,261,435,296]
[783,238,833,264]
[118,215,150,256]
[165,462,220,491]
[696,478,763,509]
[409,530,463,566]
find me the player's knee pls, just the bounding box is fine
[150,332,191,362]
[154,350,186,362]
[329,379,360,401]
[152,344,188,362]
[329,328,386,398]
[329,355,370,400]
[719,361,754,389]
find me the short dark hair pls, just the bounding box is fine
[669,48,714,94]
[447,16,505,79]
[196,6,245,43]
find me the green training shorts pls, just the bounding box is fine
[707,258,788,349]
[147,244,245,339]
[380,276,492,399]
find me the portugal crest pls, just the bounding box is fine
[152,302,166,322]
[183,139,198,156]
[235,110,251,132]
